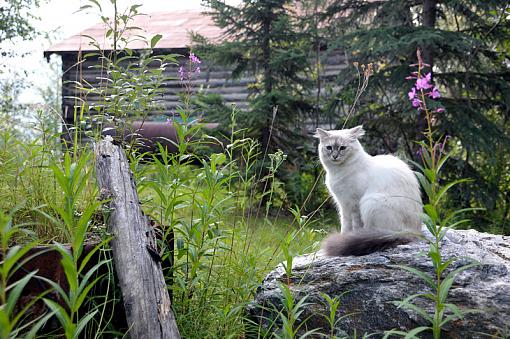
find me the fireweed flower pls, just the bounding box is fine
[415,72,432,90]
[412,98,422,108]
[408,87,417,100]
[407,68,443,112]
[189,52,201,64]
[429,87,440,99]
[178,52,202,81]
[178,66,185,81]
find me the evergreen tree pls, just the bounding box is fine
[320,0,510,232]
[198,0,313,156]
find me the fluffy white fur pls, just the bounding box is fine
[316,126,422,255]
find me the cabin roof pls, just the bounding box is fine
[44,9,223,55]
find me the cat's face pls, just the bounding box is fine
[315,126,365,165]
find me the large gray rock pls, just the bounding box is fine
[248,229,510,338]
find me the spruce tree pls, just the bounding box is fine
[198,0,313,156]
[320,0,510,232]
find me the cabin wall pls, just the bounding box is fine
[59,48,348,119]
[57,47,348,147]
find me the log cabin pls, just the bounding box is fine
[43,8,348,150]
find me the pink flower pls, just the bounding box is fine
[189,52,201,64]
[195,66,200,74]
[178,66,185,81]
[408,87,417,100]
[412,98,422,108]
[435,107,445,113]
[415,72,432,90]
[429,87,440,99]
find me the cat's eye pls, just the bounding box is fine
[339,146,347,151]
[325,145,332,151]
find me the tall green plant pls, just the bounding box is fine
[385,49,479,339]
[0,208,53,339]
[38,152,112,338]
[74,0,178,148]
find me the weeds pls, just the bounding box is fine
[36,151,112,338]
[385,49,480,339]
[0,208,52,339]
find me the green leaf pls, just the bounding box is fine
[398,302,433,323]
[75,274,105,313]
[78,237,112,274]
[75,309,98,337]
[151,34,163,49]
[6,271,37,317]
[384,329,409,338]
[423,204,438,223]
[435,179,471,206]
[444,261,480,282]
[4,241,37,278]
[439,276,455,303]
[415,172,433,203]
[438,258,456,276]
[427,247,441,266]
[44,298,73,332]
[38,276,71,308]
[52,243,79,294]
[392,265,434,288]
[24,311,55,339]
[404,326,431,338]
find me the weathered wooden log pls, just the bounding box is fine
[95,137,180,339]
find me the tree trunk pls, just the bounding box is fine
[95,138,180,339]
[422,0,437,69]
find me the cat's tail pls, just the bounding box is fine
[321,230,419,256]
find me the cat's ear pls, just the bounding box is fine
[314,128,330,139]
[349,125,365,139]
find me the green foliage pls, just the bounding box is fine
[0,208,52,339]
[0,0,39,45]
[386,56,480,339]
[38,151,113,338]
[139,105,323,336]
[273,284,319,339]
[320,0,510,231]
[73,0,179,147]
[321,292,352,339]
[198,0,314,155]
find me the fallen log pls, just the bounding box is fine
[95,136,180,339]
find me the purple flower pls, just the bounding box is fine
[435,107,445,113]
[178,66,185,81]
[412,98,422,108]
[408,87,417,100]
[166,117,172,125]
[195,66,200,74]
[189,52,201,64]
[429,87,440,99]
[415,72,432,90]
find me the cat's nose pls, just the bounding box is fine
[332,154,338,159]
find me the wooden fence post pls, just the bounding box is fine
[95,137,180,339]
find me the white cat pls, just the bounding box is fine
[316,126,422,256]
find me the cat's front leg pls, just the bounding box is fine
[351,207,364,230]
[340,212,353,233]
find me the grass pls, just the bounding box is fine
[0,110,330,337]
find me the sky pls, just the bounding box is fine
[1,0,237,104]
